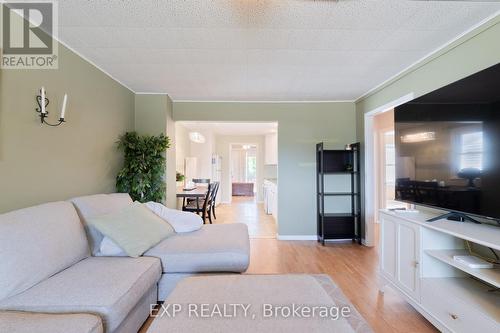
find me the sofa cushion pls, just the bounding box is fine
[69,193,133,256]
[0,311,103,333]
[88,201,175,257]
[0,201,89,301]
[0,257,161,332]
[145,223,250,273]
[99,236,127,256]
[145,201,203,233]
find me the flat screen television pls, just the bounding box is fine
[394,63,500,223]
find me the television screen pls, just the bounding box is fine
[394,63,500,220]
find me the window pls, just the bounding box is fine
[459,132,483,171]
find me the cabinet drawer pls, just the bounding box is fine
[422,280,498,333]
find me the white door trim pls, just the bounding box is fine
[363,93,414,246]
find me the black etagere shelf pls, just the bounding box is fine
[316,142,361,245]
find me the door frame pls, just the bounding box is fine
[375,127,395,223]
[363,93,414,246]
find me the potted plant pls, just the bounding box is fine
[176,171,185,186]
[116,131,170,203]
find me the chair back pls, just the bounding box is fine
[193,178,210,184]
[210,182,220,204]
[201,183,213,220]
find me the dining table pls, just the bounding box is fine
[176,186,208,209]
[176,186,208,198]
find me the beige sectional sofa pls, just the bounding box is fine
[0,311,103,333]
[0,194,250,333]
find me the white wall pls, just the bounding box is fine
[175,122,191,177]
[175,125,216,182]
[215,135,265,203]
[189,129,215,180]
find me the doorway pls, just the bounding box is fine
[230,144,257,197]
[175,121,278,239]
[373,110,406,224]
[363,93,414,246]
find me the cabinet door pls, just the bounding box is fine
[271,186,278,219]
[380,215,397,283]
[397,220,420,300]
[267,187,274,214]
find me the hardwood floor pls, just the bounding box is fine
[214,196,277,238]
[246,238,437,333]
[141,200,437,333]
[214,199,437,332]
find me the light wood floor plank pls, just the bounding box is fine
[141,197,437,333]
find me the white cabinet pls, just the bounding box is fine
[270,185,277,220]
[380,215,397,282]
[397,220,420,300]
[263,180,277,220]
[265,133,278,165]
[379,210,500,333]
[380,213,420,301]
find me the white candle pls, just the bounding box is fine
[41,87,46,114]
[60,94,67,119]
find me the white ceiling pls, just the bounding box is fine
[178,122,278,136]
[57,0,500,101]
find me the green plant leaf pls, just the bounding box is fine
[116,131,170,203]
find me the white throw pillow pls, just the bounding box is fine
[145,201,203,233]
[99,236,127,256]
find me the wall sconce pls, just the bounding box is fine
[36,87,68,126]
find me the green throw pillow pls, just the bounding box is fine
[88,201,175,257]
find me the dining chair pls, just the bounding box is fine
[185,178,211,205]
[211,182,220,220]
[183,183,214,224]
[193,178,210,184]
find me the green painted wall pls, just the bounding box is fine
[0,44,135,213]
[134,94,176,208]
[135,95,168,136]
[355,17,500,241]
[173,101,356,236]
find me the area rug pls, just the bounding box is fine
[147,274,372,332]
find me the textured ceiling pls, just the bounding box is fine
[57,0,500,101]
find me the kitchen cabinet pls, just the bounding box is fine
[270,184,277,220]
[263,180,277,220]
[265,133,278,165]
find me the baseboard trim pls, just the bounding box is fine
[277,235,317,241]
